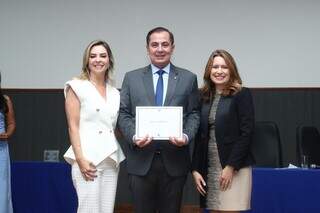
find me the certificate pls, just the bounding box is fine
[136,106,183,140]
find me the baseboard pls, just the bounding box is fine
[115,204,201,213]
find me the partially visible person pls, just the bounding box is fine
[64,40,125,213]
[0,72,16,213]
[192,49,255,213]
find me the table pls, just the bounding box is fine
[246,168,320,213]
[11,162,77,213]
[11,162,320,213]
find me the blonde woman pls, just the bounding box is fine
[64,40,125,213]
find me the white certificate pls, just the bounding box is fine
[136,106,183,140]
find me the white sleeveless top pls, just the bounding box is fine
[63,79,125,167]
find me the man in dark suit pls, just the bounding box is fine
[118,27,200,213]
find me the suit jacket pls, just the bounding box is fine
[118,64,200,176]
[192,87,255,206]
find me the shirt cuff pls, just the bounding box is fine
[183,133,189,144]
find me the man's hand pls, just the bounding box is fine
[134,135,153,148]
[169,135,187,147]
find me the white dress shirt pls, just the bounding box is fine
[151,63,170,106]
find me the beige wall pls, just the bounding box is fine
[1,0,320,88]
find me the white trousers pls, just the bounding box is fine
[71,158,119,213]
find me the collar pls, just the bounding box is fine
[151,63,171,75]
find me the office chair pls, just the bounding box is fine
[296,125,320,166]
[251,121,282,167]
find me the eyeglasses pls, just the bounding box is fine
[212,65,228,70]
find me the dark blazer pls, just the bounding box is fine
[192,87,255,207]
[118,64,200,176]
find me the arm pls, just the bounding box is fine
[118,73,136,147]
[219,89,254,191]
[183,75,200,142]
[169,75,200,146]
[118,73,153,148]
[191,131,207,196]
[226,88,255,170]
[218,89,254,191]
[65,88,96,181]
[0,95,16,140]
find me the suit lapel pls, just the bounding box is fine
[164,65,178,106]
[142,65,156,105]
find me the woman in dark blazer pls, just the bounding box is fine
[192,49,255,213]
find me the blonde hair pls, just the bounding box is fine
[79,40,115,85]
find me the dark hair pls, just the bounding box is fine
[201,49,242,102]
[146,27,174,45]
[0,72,8,113]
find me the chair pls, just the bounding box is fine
[296,125,320,166]
[251,121,282,167]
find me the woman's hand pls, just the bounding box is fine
[0,133,9,140]
[76,158,97,181]
[3,95,16,139]
[192,171,206,196]
[219,165,235,191]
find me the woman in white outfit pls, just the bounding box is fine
[64,40,125,213]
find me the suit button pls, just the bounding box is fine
[96,108,100,112]
[109,130,112,133]
[99,131,102,134]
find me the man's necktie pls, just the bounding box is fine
[155,70,164,106]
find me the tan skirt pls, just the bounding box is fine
[206,142,252,211]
